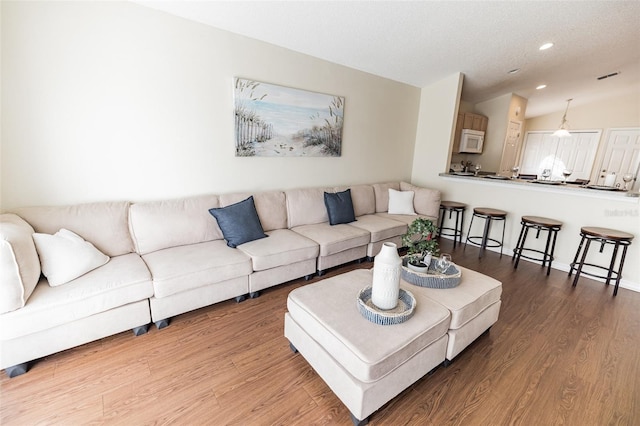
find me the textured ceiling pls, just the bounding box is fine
[136,0,640,118]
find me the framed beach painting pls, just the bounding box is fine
[234,78,344,157]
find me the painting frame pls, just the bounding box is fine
[233,78,344,157]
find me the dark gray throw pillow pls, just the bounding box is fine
[324,189,356,225]
[208,196,267,248]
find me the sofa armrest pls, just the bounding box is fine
[0,214,41,314]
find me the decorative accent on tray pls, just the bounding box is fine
[401,256,462,289]
[357,286,416,325]
[401,218,439,275]
[371,242,402,310]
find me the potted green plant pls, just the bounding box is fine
[401,218,440,272]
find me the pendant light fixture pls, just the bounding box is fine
[553,98,573,138]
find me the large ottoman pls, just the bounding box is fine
[415,266,502,363]
[284,269,451,425]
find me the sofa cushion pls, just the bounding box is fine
[324,189,356,225]
[219,191,287,232]
[13,201,134,257]
[334,184,376,217]
[209,196,267,248]
[129,194,222,255]
[0,214,41,314]
[285,187,331,228]
[348,214,407,243]
[388,188,417,215]
[141,240,252,298]
[32,229,110,287]
[416,266,502,329]
[291,223,370,257]
[400,182,441,218]
[238,229,319,271]
[376,212,437,225]
[372,182,401,213]
[0,253,152,340]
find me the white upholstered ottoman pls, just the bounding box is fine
[284,269,451,425]
[414,266,502,363]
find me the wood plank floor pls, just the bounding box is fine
[1,239,639,425]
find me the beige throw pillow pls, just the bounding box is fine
[32,229,110,287]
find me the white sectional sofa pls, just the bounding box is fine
[0,181,442,377]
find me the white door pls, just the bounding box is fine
[498,120,522,176]
[520,131,600,180]
[595,128,640,190]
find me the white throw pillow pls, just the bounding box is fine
[32,229,110,287]
[387,188,417,215]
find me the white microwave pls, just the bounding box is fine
[459,129,485,153]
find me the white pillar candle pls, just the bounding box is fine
[604,173,616,187]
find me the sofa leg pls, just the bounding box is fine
[443,358,453,367]
[289,342,298,353]
[235,294,247,303]
[317,270,326,277]
[350,412,369,426]
[249,291,260,299]
[132,324,149,336]
[366,256,374,262]
[155,318,170,329]
[304,274,314,281]
[5,362,28,378]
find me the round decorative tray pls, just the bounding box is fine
[401,257,462,289]
[356,286,416,325]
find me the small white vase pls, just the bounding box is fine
[371,242,402,310]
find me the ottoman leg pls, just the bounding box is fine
[289,342,298,353]
[350,413,369,426]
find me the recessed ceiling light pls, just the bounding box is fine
[508,68,520,74]
[536,84,547,90]
[539,42,554,50]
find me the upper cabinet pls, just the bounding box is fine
[462,112,488,132]
[452,112,488,153]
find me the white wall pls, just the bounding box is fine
[474,93,512,173]
[0,1,420,209]
[412,73,463,181]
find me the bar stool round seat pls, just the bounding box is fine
[569,226,634,296]
[513,216,563,275]
[464,207,507,258]
[438,201,467,248]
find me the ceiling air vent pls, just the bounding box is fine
[597,72,620,80]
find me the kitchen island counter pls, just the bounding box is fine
[439,173,639,203]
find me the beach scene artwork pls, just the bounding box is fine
[234,78,344,157]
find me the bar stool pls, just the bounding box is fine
[569,227,634,296]
[464,207,507,258]
[513,216,562,275]
[438,201,466,248]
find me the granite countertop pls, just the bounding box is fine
[439,172,640,201]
